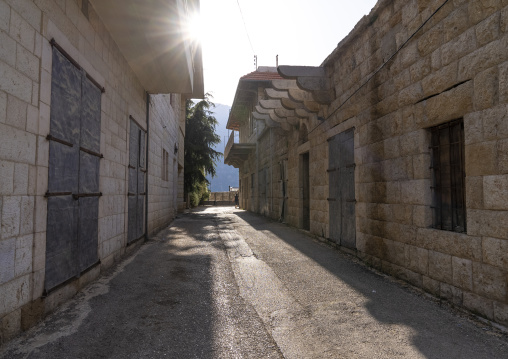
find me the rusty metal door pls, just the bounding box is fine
[128,120,146,243]
[45,47,102,291]
[279,159,288,222]
[328,129,356,249]
[301,153,310,230]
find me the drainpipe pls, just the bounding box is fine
[144,92,150,241]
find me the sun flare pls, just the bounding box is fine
[186,12,203,43]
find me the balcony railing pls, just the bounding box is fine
[224,131,236,160]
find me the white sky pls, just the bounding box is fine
[198,0,379,106]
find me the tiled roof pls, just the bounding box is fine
[240,70,283,81]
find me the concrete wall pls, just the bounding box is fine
[236,0,508,327]
[0,0,184,342]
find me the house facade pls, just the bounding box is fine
[0,0,203,342]
[225,0,508,327]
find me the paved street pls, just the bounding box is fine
[1,206,508,358]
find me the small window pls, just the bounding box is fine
[430,119,466,232]
[162,148,169,181]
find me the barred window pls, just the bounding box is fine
[430,119,466,233]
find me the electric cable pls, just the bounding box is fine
[309,0,450,136]
[236,0,256,54]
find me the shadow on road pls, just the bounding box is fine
[228,209,508,359]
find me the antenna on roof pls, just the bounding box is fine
[276,55,278,67]
[254,55,257,70]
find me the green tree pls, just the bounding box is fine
[184,94,222,206]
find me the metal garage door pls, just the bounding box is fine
[45,46,102,291]
[328,128,356,249]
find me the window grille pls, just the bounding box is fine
[430,119,466,233]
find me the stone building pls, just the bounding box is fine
[0,0,203,342]
[225,0,508,327]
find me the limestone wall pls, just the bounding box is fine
[237,0,508,326]
[0,0,184,341]
[312,0,508,325]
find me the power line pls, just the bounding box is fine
[309,0,450,136]
[236,0,255,54]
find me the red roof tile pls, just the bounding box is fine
[240,70,283,81]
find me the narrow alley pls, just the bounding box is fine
[1,207,507,359]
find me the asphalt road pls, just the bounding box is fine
[1,206,508,358]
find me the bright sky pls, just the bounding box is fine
[198,0,379,106]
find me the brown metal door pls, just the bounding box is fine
[328,129,356,248]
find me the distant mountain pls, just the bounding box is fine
[207,103,239,192]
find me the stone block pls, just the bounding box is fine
[467,208,508,238]
[422,62,458,97]
[499,138,508,174]
[443,6,470,43]
[416,228,483,260]
[0,123,36,164]
[0,274,30,316]
[463,292,494,319]
[29,268,43,304]
[15,233,32,276]
[32,232,45,272]
[410,57,431,83]
[38,101,49,135]
[16,43,39,82]
[6,94,27,130]
[493,301,508,327]
[35,165,47,197]
[0,0,9,32]
[474,67,499,111]
[383,157,413,181]
[466,176,484,209]
[1,196,20,239]
[0,160,14,195]
[413,153,431,180]
[13,163,28,195]
[465,141,497,176]
[39,69,50,106]
[27,165,36,196]
[482,236,508,271]
[482,105,508,141]
[442,28,476,67]
[483,175,508,209]
[34,196,46,233]
[19,195,33,235]
[0,30,16,68]
[452,256,473,290]
[398,82,424,107]
[0,238,15,284]
[476,11,501,47]
[473,262,507,301]
[400,130,429,157]
[413,205,432,227]
[408,245,429,274]
[423,80,474,127]
[422,275,440,296]
[418,23,444,57]
[6,0,42,31]
[26,104,37,134]
[429,250,453,283]
[458,35,508,82]
[400,179,431,205]
[440,282,464,305]
[464,111,483,145]
[9,11,34,53]
[0,308,21,343]
[468,0,501,25]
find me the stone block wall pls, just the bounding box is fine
[234,0,508,327]
[0,0,185,342]
[305,0,508,326]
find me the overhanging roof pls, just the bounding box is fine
[226,67,282,130]
[90,0,204,97]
